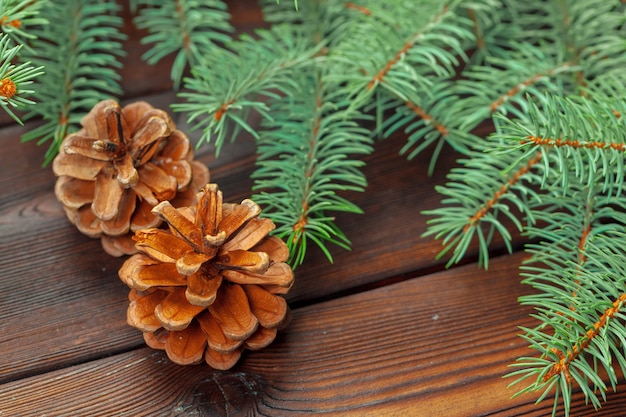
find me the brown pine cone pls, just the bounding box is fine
[119,183,294,370]
[53,100,209,256]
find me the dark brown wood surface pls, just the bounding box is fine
[2,2,625,416]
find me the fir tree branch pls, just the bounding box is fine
[0,33,43,124]
[451,45,576,131]
[425,90,626,269]
[252,69,373,267]
[465,151,542,231]
[326,1,473,107]
[0,0,47,51]
[525,135,626,151]
[569,189,593,307]
[488,63,572,113]
[466,8,484,51]
[133,0,233,89]
[20,0,126,166]
[379,82,479,174]
[173,23,321,155]
[365,4,452,90]
[423,140,542,268]
[458,0,521,63]
[509,222,626,416]
[499,95,626,196]
[552,0,626,89]
[250,1,385,264]
[543,293,626,385]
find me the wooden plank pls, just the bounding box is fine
[2,251,623,416]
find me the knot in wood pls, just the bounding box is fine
[182,372,263,416]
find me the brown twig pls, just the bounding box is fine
[367,6,448,90]
[466,9,485,50]
[524,135,626,152]
[345,2,371,16]
[544,293,626,383]
[489,64,570,113]
[405,101,448,137]
[214,99,236,121]
[292,93,324,242]
[464,152,543,231]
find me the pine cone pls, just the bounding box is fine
[119,184,294,370]
[53,100,210,256]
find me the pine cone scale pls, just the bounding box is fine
[197,311,243,354]
[159,130,190,160]
[177,250,215,276]
[222,262,294,287]
[144,329,167,350]
[115,153,138,187]
[127,289,167,332]
[251,236,290,263]
[244,326,277,351]
[154,287,205,331]
[102,235,137,257]
[100,190,135,236]
[164,321,206,365]
[186,271,222,307]
[220,217,275,253]
[152,201,204,248]
[132,262,186,291]
[54,177,94,209]
[168,161,211,209]
[208,284,258,341]
[217,199,261,238]
[74,206,101,237]
[134,229,194,262]
[119,253,159,286]
[89,101,119,140]
[92,168,124,221]
[157,160,192,191]
[132,181,159,206]
[117,101,153,130]
[130,117,170,160]
[103,104,125,145]
[130,199,162,231]
[244,284,288,329]
[205,345,242,370]
[216,250,270,274]
[195,183,222,234]
[64,135,114,161]
[53,153,107,180]
[138,163,178,201]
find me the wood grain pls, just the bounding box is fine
[0,113,522,381]
[2,252,625,416]
[4,2,615,416]
[0,92,526,385]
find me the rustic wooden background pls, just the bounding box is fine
[1,1,625,416]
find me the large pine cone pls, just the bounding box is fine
[53,100,209,256]
[119,184,294,370]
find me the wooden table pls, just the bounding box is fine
[2,3,626,416]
